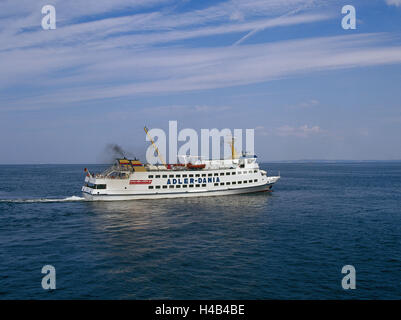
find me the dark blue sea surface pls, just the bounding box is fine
[0,162,400,299]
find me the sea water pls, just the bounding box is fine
[0,162,400,299]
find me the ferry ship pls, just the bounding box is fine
[81,128,280,201]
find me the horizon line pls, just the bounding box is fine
[1,159,401,165]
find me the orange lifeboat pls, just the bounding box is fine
[187,163,206,170]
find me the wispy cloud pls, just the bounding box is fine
[277,125,322,137]
[233,0,320,45]
[298,99,320,108]
[256,124,323,137]
[386,0,401,6]
[3,32,401,111]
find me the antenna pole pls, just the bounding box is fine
[144,126,167,166]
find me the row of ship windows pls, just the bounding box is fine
[148,179,259,189]
[148,170,258,179]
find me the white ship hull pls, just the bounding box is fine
[82,177,279,201]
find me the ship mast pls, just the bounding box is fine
[144,126,167,166]
[226,136,238,160]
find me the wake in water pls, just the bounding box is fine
[0,196,86,203]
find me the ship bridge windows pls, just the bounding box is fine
[87,183,107,189]
[108,172,128,179]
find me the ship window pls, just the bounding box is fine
[249,171,252,174]
[254,170,257,173]
[155,175,160,178]
[220,172,225,176]
[232,172,236,175]
[202,174,206,177]
[238,181,242,184]
[232,181,236,185]
[169,174,174,178]
[202,184,206,187]
[254,179,258,182]
[183,185,187,188]
[169,185,174,188]
[189,185,194,188]
[156,185,161,189]
[237,171,241,174]
[214,173,218,176]
[220,182,225,186]
[176,185,181,188]
[214,183,219,186]
[196,184,200,187]
[208,173,212,177]
[189,174,194,177]
[163,186,167,189]
[227,182,231,185]
[148,186,154,189]
[162,175,167,178]
[244,181,247,184]
[183,174,187,177]
[226,172,230,175]
[148,175,154,178]
[195,174,200,177]
[176,174,181,178]
[96,184,107,189]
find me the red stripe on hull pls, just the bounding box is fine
[129,180,152,185]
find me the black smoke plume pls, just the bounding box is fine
[105,144,137,160]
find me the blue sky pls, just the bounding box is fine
[0,0,401,163]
